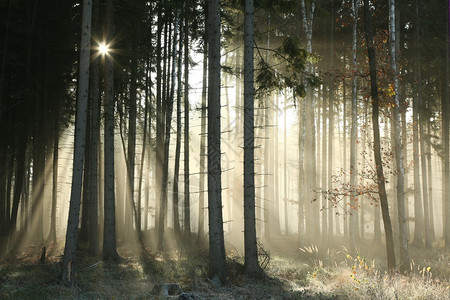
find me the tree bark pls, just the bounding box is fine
[61,0,92,283]
[103,0,119,261]
[389,0,409,272]
[243,0,261,276]
[207,0,227,283]
[349,0,359,244]
[183,5,191,244]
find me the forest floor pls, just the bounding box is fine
[1,236,450,299]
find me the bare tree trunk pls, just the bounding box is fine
[198,9,208,238]
[321,85,328,242]
[88,5,100,253]
[349,0,359,245]
[389,0,409,271]
[328,0,335,238]
[48,116,59,243]
[103,0,119,261]
[300,0,316,241]
[411,0,424,246]
[426,121,435,240]
[183,6,191,244]
[61,0,91,283]
[158,14,178,250]
[243,0,261,276]
[173,13,182,241]
[443,2,450,247]
[207,0,226,283]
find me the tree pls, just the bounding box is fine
[363,0,396,270]
[183,5,192,243]
[349,0,359,244]
[61,0,92,284]
[207,0,227,283]
[103,0,119,261]
[87,0,101,256]
[300,0,318,241]
[243,0,262,277]
[389,0,409,272]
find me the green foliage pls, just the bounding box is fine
[255,36,321,100]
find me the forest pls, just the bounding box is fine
[0,0,450,299]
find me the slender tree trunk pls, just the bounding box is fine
[321,85,328,242]
[183,6,191,244]
[283,97,288,234]
[411,1,424,246]
[103,0,119,261]
[328,0,335,238]
[173,13,182,241]
[127,39,138,236]
[389,0,409,271]
[48,116,59,243]
[198,31,207,239]
[426,121,435,240]
[343,75,348,239]
[155,3,164,236]
[88,6,100,254]
[300,0,316,241]
[207,0,227,283]
[443,2,450,247]
[61,0,92,283]
[349,0,359,245]
[363,0,396,270]
[158,14,178,250]
[263,14,272,240]
[243,0,261,276]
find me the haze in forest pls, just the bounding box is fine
[0,0,449,297]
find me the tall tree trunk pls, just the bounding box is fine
[264,14,272,240]
[327,0,335,238]
[321,85,328,242]
[243,0,261,276]
[198,29,207,239]
[158,14,178,250]
[48,116,59,243]
[173,13,183,240]
[363,0,396,270]
[389,0,409,271]
[300,0,316,241]
[155,3,164,236]
[183,5,191,244]
[349,0,359,245]
[411,0,424,246]
[426,121,435,240]
[444,1,450,247]
[207,0,227,283]
[88,14,100,255]
[283,96,288,235]
[127,39,138,236]
[103,0,119,261]
[61,0,92,283]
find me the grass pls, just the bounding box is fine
[0,242,450,299]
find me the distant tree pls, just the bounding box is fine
[183,5,192,243]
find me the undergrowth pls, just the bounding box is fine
[0,243,449,299]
